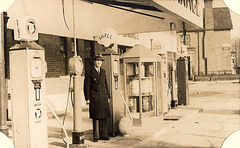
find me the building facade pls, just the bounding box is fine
[181,0,233,79]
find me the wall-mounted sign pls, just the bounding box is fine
[152,40,166,55]
[14,16,38,41]
[97,28,118,48]
[123,33,139,40]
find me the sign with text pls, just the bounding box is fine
[97,28,118,48]
[152,40,166,55]
[14,16,38,41]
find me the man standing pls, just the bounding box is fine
[84,54,111,142]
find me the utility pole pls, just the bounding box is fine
[0,12,8,135]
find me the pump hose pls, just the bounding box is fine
[46,100,70,148]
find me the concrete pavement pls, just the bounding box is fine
[7,80,240,147]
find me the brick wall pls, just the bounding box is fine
[205,30,231,73]
[38,33,61,77]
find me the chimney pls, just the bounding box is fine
[204,0,214,30]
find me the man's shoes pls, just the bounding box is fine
[100,137,110,140]
[93,138,99,142]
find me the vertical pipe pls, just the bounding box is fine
[72,0,77,56]
[202,29,207,75]
[0,12,8,135]
[150,39,153,51]
[197,31,200,75]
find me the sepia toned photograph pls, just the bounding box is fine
[0,0,239,147]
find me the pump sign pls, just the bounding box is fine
[97,28,118,48]
[14,16,38,41]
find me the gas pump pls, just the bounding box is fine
[10,16,48,148]
[101,50,122,136]
[68,55,84,146]
[177,57,189,105]
[10,41,48,147]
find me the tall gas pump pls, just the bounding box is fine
[101,50,122,136]
[177,57,189,105]
[10,42,48,147]
[10,17,48,147]
[69,56,84,146]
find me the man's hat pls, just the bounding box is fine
[94,54,105,61]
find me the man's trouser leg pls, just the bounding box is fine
[99,118,108,138]
[93,119,99,140]
[93,118,108,139]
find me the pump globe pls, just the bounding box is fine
[119,117,132,136]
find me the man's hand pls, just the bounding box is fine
[86,100,90,105]
[108,98,111,103]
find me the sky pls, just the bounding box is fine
[213,0,240,39]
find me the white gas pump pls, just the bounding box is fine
[10,41,48,147]
[10,17,48,148]
[69,56,84,146]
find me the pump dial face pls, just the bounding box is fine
[31,58,43,78]
[26,19,37,37]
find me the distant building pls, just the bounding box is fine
[179,0,233,79]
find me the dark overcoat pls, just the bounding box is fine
[84,67,111,119]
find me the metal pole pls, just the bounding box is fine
[71,1,84,144]
[197,31,200,75]
[0,12,8,135]
[72,0,77,56]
